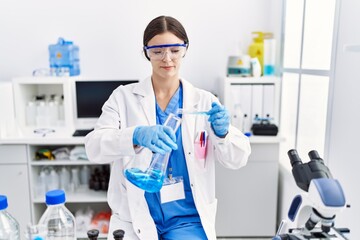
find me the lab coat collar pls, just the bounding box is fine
[181,78,201,111]
[132,77,156,125]
[131,77,201,127]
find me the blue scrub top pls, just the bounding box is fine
[145,83,202,235]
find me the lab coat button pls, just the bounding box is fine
[190,183,194,187]
[137,229,141,234]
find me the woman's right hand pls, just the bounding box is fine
[133,126,178,154]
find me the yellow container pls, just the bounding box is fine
[248,32,265,75]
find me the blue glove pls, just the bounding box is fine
[207,102,230,137]
[133,125,178,154]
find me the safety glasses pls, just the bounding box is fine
[144,43,187,61]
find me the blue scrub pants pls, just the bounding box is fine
[159,223,207,240]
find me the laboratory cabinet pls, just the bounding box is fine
[216,76,282,237]
[215,137,282,237]
[0,140,110,239]
[0,144,31,238]
[27,141,110,239]
[2,77,114,238]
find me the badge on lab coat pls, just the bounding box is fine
[160,176,185,204]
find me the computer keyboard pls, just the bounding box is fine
[72,129,94,137]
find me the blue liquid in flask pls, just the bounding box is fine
[125,151,170,192]
[124,167,164,193]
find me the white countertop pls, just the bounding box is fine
[0,126,85,145]
[248,135,285,144]
[0,136,85,145]
[0,128,284,145]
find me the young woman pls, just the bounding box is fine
[85,15,251,240]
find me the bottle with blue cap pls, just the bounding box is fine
[0,195,20,240]
[38,189,76,239]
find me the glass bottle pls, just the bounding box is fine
[36,95,47,127]
[38,189,76,239]
[26,99,37,126]
[0,195,20,240]
[124,113,181,192]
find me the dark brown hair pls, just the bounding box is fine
[143,16,189,60]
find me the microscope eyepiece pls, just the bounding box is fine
[288,149,302,167]
[308,150,323,162]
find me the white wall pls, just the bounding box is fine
[0,0,282,95]
[325,0,360,238]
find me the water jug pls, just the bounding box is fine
[49,37,80,76]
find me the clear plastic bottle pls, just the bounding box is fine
[37,170,47,197]
[47,168,60,191]
[26,100,37,126]
[250,57,261,77]
[38,190,76,239]
[80,165,90,186]
[71,168,80,191]
[47,94,59,126]
[59,167,71,192]
[58,95,65,126]
[36,95,48,127]
[0,195,20,240]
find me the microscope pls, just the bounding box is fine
[273,149,350,240]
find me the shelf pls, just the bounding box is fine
[7,77,111,228]
[225,76,279,84]
[33,187,107,203]
[12,76,73,84]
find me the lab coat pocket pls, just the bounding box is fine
[194,130,208,161]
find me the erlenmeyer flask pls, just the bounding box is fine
[124,113,181,192]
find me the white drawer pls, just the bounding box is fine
[0,144,27,164]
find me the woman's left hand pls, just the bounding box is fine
[207,102,230,137]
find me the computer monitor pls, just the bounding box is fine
[73,79,138,130]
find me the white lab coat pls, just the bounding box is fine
[85,77,251,240]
